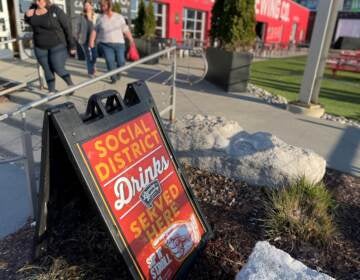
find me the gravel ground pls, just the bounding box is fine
[0,167,359,280]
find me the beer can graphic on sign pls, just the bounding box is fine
[153,214,201,261]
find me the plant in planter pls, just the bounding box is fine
[112,1,121,13]
[206,0,256,92]
[134,0,159,64]
[144,0,156,39]
[134,0,146,37]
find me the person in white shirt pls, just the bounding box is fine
[90,0,134,84]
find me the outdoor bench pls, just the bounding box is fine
[327,50,360,76]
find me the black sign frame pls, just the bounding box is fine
[34,81,212,279]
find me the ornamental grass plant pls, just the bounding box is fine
[265,178,336,246]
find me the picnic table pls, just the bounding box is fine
[327,50,360,76]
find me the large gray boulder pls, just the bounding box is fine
[166,115,326,188]
[236,241,334,280]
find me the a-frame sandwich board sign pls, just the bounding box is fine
[34,81,212,280]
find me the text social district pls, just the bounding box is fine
[93,119,161,182]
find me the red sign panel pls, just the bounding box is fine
[81,112,206,279]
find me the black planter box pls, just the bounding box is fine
[205,47,253,93]
[134,38,160,64]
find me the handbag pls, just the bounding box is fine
[127,43,140,61]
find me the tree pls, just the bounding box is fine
[210,0,225,46]
[210,0,256,52]
[112,1,121,13]
[134,0,146,37]
[144,0,156,39]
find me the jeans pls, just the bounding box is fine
[35,45,73,92]
[99,42,125,82]
[34,44,73,92]
[82,44,97,75]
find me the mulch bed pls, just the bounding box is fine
[0,167,359,279]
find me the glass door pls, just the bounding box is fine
[182,8,206,46]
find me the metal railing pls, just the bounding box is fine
[0,35,46,90]
[253,42,309,58]
[0,34,33,59]
[0,45,178,220]
[0,46,177,121]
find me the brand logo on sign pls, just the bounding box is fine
[140,179,162,208]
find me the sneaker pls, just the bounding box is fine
[48,89,58,95]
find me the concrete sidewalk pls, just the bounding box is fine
[0,56,359,237]
[0,163,30,238]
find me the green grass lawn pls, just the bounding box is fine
[250,56,360,121]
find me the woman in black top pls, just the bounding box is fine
[25,0,76,93]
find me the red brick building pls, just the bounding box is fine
[129,0,310,45]
[255,0,310,44]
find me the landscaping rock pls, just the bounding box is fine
[247,83,288,107]
[236,241,334,280]
[322,113,360,128]
[166,115,326,188]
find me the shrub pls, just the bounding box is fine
[112,1,121,13]
[134,0,146,37]
[144,0,156,39]
[264,178,335,246]
[134,0,156,39]
[210,0,224,45]
[210,0,256,52]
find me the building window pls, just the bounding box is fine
[0,19,6,32]
[131,1,167,38]
[154,2,167,37]
[343,0,360,11]
[182,8,206,44]
[19,0,35,13]
[131,0,138,19]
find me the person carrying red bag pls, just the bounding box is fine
[127,43,140,62]
[90,0,135,84]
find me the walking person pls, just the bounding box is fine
[90,0,134,84]
[74,0,97,78]
[25,0,76,93]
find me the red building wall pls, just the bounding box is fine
[156,0,309,45]
[255,0,310,44]
[156,0,214,42]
